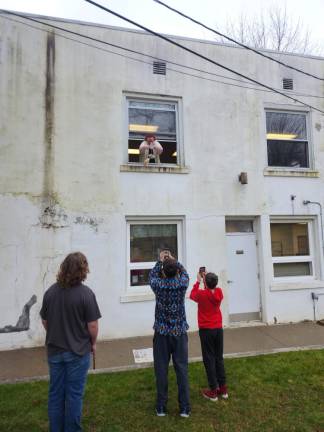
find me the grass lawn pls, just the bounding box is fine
[0,350,323,432]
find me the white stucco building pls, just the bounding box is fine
[1,11,324,350]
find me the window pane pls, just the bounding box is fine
[130,224,178,262]
[273,262,311,277]
[270,223,309,257]
[129,105,176,140]
[225,220,254,233]
[266,112,307,140]
[267,140,309,167]
[130,269,151,286]
[128,139,177,164]
[129,101,175,111]
[128,100,178,165]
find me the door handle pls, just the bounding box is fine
[227,280,233,283]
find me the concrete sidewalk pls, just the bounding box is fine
[0,322,323,384]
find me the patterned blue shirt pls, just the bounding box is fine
[149,261,189,336]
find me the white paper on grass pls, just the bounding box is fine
[133,348,154,363]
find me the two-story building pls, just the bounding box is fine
[0,11,324,350]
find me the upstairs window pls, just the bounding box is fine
[128,99,178,165]
[266,111,309,168]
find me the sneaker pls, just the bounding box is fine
[202,388,218,401]
[156,406,167,417]
[179,407,191,418]
[216,385,229,399]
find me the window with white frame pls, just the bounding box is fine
[270,220,315,279]
[127,99,179,165]
[127,219,183,289]
[266,111,310,168]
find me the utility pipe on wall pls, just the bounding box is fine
[304,201,324,321]
[311,292,324,322]
[303,200,324,255]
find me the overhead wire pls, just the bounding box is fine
[1,9,323,101]
[83,0,324,114]
[153,0,324,82]
[0,9,262,89]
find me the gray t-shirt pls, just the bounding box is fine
[40,283,101,357]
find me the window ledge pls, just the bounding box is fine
[270,280,324,291]
[120,164,190,174]
[264,168,319,178]
[120,292,155,303]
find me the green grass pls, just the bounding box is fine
[0,350,323,432]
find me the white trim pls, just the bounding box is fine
[263,169,319,178]
[264,109,312,170]
[226,232,255,237]
[270,217,316,282]
[120,293,155,303]
[120,164,189,174]
[124,93,183,167]
[124,216,185,297]
[270,281,324,291]
[264,103,310,113]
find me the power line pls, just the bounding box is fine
[83,0,324,114]
[0,9,254,88]
[0,13,314,99]
[1,10,323,101]
[153,0,324,82]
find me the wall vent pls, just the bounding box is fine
[153,61,166,75]
[283,78,293,90]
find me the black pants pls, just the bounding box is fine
[153,332,190,410]
[199,328,226,390]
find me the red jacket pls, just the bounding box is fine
[190,281,223,329]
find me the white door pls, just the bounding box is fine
[226,233,261,322]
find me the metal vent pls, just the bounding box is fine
[283,78,293,90]
[153,61,166,75]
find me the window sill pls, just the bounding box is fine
[270,280,324,291]
[264,168,319,178]
[120,164,190,174]
[120,292,155,303]
[120,292,192,302]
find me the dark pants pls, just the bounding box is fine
[153,332,190,411]
[199,328,226,390]
[48,351,90,432]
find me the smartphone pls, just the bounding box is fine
[199,266,206,275]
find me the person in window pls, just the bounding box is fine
[40,252,101,432]
[139,134,163,166]
[190,271,228,402]
[149,251,191,418]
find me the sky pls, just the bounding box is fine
[0,0,323,49]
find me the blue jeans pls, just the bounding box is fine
[48,351,90,432]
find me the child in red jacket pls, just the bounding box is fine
[190,271,228,401]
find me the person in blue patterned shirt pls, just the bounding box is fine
[149,251,191,418]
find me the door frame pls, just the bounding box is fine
[225,217,263,323]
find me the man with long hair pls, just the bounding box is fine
[40,252,101,432]
[149,251,191,418]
